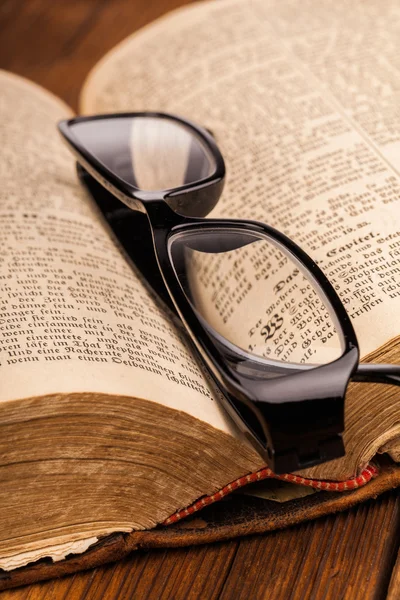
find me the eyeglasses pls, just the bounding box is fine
[58,112,400,474]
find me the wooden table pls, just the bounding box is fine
[1,1,400,598]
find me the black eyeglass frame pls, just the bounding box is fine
[58,112,400,474]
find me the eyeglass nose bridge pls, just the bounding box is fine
[130,175,225,221]
[163,175,225,218]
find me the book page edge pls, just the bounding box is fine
[0,69,74,117]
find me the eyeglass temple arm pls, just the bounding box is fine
[353,364,400,386]
[76,163,179,316]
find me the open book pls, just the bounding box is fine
[2,0,400,578]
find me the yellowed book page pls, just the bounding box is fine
[81,0,400,361]
[0,537,98,572]
[0,70,237,435]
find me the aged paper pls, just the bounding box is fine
[0,70,237,434]
[82,0,400,359]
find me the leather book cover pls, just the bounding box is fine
[1,459,399,591]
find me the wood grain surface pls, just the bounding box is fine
[1,1,400,598]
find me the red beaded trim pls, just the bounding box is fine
[163,463,379,525]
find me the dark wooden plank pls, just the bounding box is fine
[0,0,28,33]
[0,0,101,70]
[387,528,400,600]
[219,492,400,600]
[0,541,238,600]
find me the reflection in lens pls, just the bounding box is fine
[70,116,215,191]
[169,229,344,366]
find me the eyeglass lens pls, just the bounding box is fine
[169,229,345,368]
[69,116,216,191]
